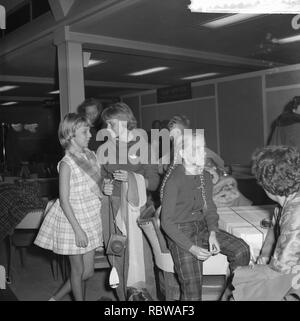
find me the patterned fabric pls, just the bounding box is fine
[232,191,300,301]
[0,182,46,241]
[34,153,102,255]
[232,264,298,301]
[269,193,300,273]
[168,220,250,300]
[68,149,103,198]
[213,176,252,208]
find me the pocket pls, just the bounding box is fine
[177,221,197,239]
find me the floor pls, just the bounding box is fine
[0,239,226,301]
[1,244,117,301]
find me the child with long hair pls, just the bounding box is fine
[160,130,250,300]
[34,113,112,301]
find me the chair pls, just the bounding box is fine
[9,200,67,282]
[7,208,45,281]
[138,215,229,301]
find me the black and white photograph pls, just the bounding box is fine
[0,0,300,306]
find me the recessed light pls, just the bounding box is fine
[0,85,19,92]
[128,67,169,76]
[273,34,300,44]
[203,14,259,28]
[1,101,17,106]
[86,59,106,67]
[49,90,60,94]
[189,0,300,14]
[182,73,219,80]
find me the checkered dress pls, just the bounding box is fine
[34,154,102,255]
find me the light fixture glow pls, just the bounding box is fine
[182,73,219,80]
[188,0,300,14]
[273,34,300,44]
[1,101,17,106]
[0,85,18,92]
[86,59,106,67]
[128,67,169,76]
[49,90,60,94]
[203,14,259,28]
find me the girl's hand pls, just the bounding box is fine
[103,179,114,196]
[113,170,128,182]
[189,245,212,261]
[209,231,221,255]
[75,228,88,248]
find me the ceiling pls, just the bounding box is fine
[0,0,300,106]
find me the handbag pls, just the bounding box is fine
[106,196,127,257]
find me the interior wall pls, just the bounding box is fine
[218,77,264,164]
[121,64,300,166]
[122,95,141,126]
[0,104,62,175]
[141,98,218,153]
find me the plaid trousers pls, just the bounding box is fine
[168,220,250,301]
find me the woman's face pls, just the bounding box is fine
[265,190,280,203]
[85,105,99,125]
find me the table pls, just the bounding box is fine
[218,205,276,262]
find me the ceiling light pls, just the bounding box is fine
[203,14,259,28]
[82,51,107,68]
[182,73,219,80]
[0,85,18,92]
[188,0,300,14]
[87,59,106,67]
[273,34,300,44]
[128,67,169,76]
[49,90,60,94]
[1,101,17,106]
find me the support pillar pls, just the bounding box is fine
[56,40,85,118]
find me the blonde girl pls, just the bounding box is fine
[35,113,112,301]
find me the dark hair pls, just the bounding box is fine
[251,145,300,196]
[152,120,161,128]
[161,119,170,129]
[101,102,137,130]
[283,96,300,113]
[77,98,103,115]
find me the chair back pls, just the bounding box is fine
[138,216,174,272]
[138,213,229,276]
[15,199,54,229]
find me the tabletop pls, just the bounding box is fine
[218,205,276,262]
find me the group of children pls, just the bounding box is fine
[34,103,251,301]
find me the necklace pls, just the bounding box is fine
[184,165,203,175]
